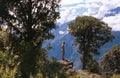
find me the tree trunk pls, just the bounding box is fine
[20,42,38,78]
[82,52,87,70]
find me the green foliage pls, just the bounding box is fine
[101,45,120,75]
[87,59,100,74]
[40,59,67,78]
[111,75,120,78]
[0,64,18,78]
[70,73,81,78]
[0,0,60,77]
[68,16,114,69]
[30,60,67,78]
[0,50,20,78]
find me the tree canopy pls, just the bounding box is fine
[101,45,120,75]
[0,0,60,42]
[68,16,114,69]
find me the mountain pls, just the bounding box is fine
[105,7,120,17]
[44,6,120,70]
[45,23,120,70]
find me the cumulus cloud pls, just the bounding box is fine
[58,0,120,31]
[95,0,120,18]
[57,3,87,24]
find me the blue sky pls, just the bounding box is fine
[57,0,120,33]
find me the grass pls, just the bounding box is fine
[0,65,18,78]
[111,74,120,78]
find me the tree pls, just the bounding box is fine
[0,0,60,77]
[101,45,120,75]
[68,16,114,70]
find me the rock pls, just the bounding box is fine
[57,60,73,66]
[57,59,74,74]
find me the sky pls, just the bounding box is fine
[57,0,120,32]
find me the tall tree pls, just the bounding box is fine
[0,0,60,77]
[68,16,114,70]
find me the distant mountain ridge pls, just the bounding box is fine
[46,29,120,69]
[45,6,120,70]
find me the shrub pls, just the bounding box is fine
[0,64,18,78]
[87,59,100,74]
[0,52,19,78]
[101,45,120,75]
[111,74,120,78]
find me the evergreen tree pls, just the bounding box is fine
[101,45,120,75]
[0,0,60,77]
[68,16,114,70]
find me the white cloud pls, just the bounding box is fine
[59,31,65,34]
[57,1,87,24]
[102,14,120,31]
[58,0,120,31]
[95,0,120,18]
[57,7,80,24]
[84,3,100,16]
[60,0,83,5]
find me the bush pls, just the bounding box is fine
[39,59,67,78]
[101,45,120,75]
[0,51,19,78]
[0,64,18,78]
[87,59,100,74]
[111,74,120,78]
